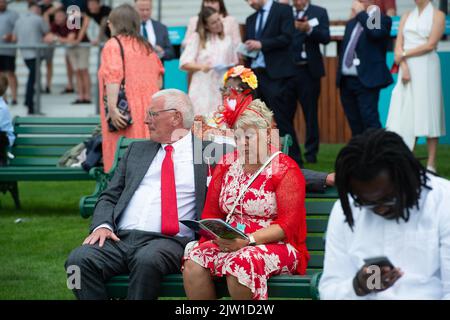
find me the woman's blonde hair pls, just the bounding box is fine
[234,99,273,130]
[196,7,224,49]
[108,4,153,54]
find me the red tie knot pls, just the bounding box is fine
[165,145,174,153]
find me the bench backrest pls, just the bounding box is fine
[11,117,100,167]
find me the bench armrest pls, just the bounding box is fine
[310,271,323,300]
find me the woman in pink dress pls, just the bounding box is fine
[182,0,241,49]
[180,7,238,117]
[183,98,309,300]
[98,4,164,172]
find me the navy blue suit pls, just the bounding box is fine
[245,2,303,166]
[151,19,175,61]
[337,11,393,136]
[288,4,330,162]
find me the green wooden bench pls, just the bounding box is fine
[104,200,332,299]
[0,116,100,208]
[79,135,335,299]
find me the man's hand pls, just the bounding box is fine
[352,0,365,15]
[295,20,311,33]
[354,265,403,296]
[245,40,262,51]
[155,45,165,58]
[82,228,120,248]
[214,238,249,252]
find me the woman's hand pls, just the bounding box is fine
[201,64,211,73]
[394,51,403,65]
[214,238,249,252]
[107,107,128,130]
[401,62,411,84]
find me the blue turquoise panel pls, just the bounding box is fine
[390,15,450,36]
[379,52,450,144]
[163,26,188,93]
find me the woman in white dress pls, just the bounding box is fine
[180,7,238,116]
[386,0,446,172]
[182,0,241,49]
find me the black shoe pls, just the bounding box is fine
[11,99,17,106]
[61,87,75,94]
[45,87,51,94]
[71,99,84,104]
[81,99,92,104]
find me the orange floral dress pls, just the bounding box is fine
[98,36,164,172]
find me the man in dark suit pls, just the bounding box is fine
[337,0,393,136]
[288,0,330,163]
[65,89,227,300]
[244,0,303,167]
[135,0,175,61]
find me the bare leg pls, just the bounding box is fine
[65,55,74,90]
[6,72,17,101]
[426,137,438,170]
[81,69,91,100]
[75,70,83,100]
[226,275,253,300]
[183,260,216,300]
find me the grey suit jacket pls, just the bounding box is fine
[302,168,328,193]
[151,19,175,61]
[90,137,229,233]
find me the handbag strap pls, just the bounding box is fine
[225,151,282,223]
[113,36,126,86]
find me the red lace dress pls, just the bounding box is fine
[184,152,309,300]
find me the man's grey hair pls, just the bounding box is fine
[152,89,195,129]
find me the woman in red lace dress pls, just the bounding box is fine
[182,98,309,300]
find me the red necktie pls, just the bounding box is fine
[161,145,179,236]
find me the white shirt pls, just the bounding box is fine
[319,175,450,300]
[141,19,157,48]
[96,132,197,239]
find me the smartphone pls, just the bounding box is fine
[364,256,395,269]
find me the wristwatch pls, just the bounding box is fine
[402,50,407,59]
[248,234,257,246]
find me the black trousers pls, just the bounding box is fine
[24,58,36,114]
[65,230,190,300]
[254,68,303,167]
[339,76,382,136]
[288,65,321,160]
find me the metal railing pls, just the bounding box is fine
[0,42,102,115]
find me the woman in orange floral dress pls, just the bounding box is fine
[98,4,164,172]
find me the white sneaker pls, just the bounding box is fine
[427,165,437,173]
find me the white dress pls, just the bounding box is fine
[179,33,238,117]
[386,3,446,150]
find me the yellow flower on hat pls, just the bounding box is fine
[223,65,258,90]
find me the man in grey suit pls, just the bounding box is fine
[65,89,227,300]
[135,0,175,61]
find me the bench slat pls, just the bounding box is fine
[10,158,59,166]
[14,137,87,146]
[304,201,335,215]
[14,116,100,125]
[15,126,96,135]
[13,147,72,157]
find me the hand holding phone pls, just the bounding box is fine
[364,256,395,269]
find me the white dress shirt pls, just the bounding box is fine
[96,132,197,239]
[141,19,157,48]
[319,174,450,300]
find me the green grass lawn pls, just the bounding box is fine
[0,144,448,299]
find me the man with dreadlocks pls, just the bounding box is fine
[319,129,450,299]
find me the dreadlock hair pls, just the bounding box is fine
[335,129,431,230]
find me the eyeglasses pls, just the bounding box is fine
[146,108,178,120]
[219,86,245,95]
[353,196,397,210]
